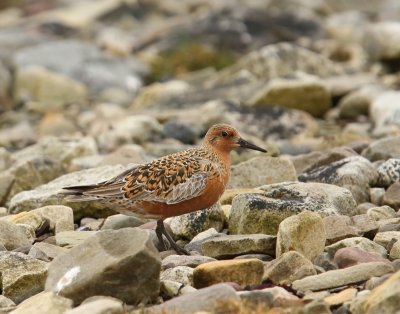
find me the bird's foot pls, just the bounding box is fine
[156,219,189,255]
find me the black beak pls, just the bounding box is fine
[237,138,267,152]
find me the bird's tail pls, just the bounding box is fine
[62,185,104,202]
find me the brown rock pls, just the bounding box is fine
[193,259,264,288]
[383,182,400,209]
[334,247,392,268]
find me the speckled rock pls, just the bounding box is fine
[168,203,225,240]
[0,252,48,304]
[325,237,387,258]
[299,156,378,203]
[376,159,400,187]
[0,220,31,250]
[202,234,276,258]
[46,228,160,305]
[229,182,357,235]
[228,156,297,189]
[292,262,394,292]
[276,211,326,261]
[9,165,129,220]
[367,205,397,221]
[11,292,73,314]
[263,251,316,285]
[160,266,193,286]
[193,259,264,288]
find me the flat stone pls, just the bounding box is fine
[0,295,15,308]
[0,220,31,250]
[161,255,216,270]
[263,251,316,285]
[55,231,97,248]
[45,228,160,305]
[28,242,68,262]
[325,237,387,258]
[193,259,264,288]
[0,252,48,304]
[160,266,193,286]
[7,211,46,233]
[334,247,392,268]
[276,211,326,262]
[11,291,72,314]
[374,231,400,250]
[323,215,360,244]
[292,262,394,292]
[64,298,123,314]
[228,156,297,189]
[367,205,397,221]
[220,188,263,205]
[141,283,239,314]
[183,228,222,254]
[362,270,400,314]
[229,182,357,235]
[202,234,276,259]
[239,286,302,308]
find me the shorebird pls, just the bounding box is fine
[63,124,266,254]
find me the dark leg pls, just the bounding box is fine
[156,220,167,251]
[156,220,189,255]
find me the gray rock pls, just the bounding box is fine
[362,136,400,162]
[0,252,48,304]
[248,75,331,118]
[163,121,197,144]
[32,205,74,234]
[376,159,400,187]
[160,280,185,299]
[389,241,400,260]
[263,251,316,285]
[202,234,276,259]
[160,266,193,286]
[239,286,301,308]
[325,237,387,258]
[14,40,146,96]
[0,220,31,250]
[228,156,297,189]
[367,22,400,60]
[183,228,222,253]
[96,115,163,152]
[292,262,394,292]
[45,228,160,305]
[370,187,385,205]
[168,203,225,240]
[10,292,72,314]
[0,121,36,150]
[64,298,123,314]
[162,255,216,270]
[7,211,46,234]
[276,211,325,261]
[0,295,15,308]
[0,147,11,172]
[55,231,97,248]
[101,214,148,230]
[299,156,378,203]
[9,165,129,220]
[14,65,88,109]
[229,182,357,235]
[28,242,68,262]
[141,283,239,314]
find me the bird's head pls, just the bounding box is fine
[204,124,267,153]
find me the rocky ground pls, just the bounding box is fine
[2,0,400,313]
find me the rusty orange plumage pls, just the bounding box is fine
[64,124,266,254]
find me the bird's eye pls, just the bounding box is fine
[221,131,229,137]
